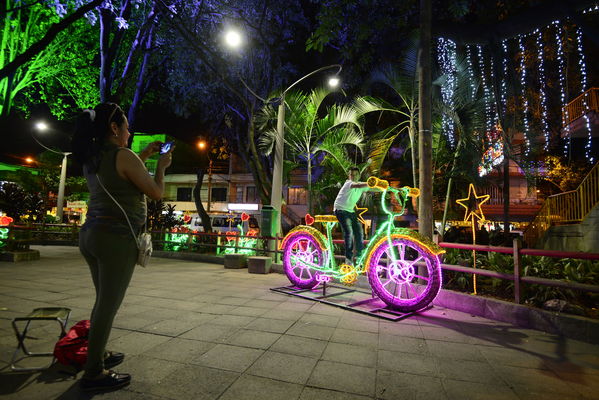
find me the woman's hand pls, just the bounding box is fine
[139,141,162,162]
[157,146,174,171]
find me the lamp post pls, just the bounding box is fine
[223,29,341,235]
[270,66,342,235]
[33,122,71,223]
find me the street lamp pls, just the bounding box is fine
[33,121,71,223]
[224,29,242,49]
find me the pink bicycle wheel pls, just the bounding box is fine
[282,231,325,289]
[367,236,441,312]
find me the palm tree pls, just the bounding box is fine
[258,87,365,213]
[364,55,419,187]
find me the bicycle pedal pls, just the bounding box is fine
[339,264,358,286]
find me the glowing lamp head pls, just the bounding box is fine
[328,77,340,88]
[197,140,207,150]
[25,157,34,164]
[224,30,242,48]
[35,121,48,131]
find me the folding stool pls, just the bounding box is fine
[11,307,71,371]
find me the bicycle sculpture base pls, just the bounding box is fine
[270,282,431,321]
[276,177,445,316]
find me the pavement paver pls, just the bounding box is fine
[0,246,598,400]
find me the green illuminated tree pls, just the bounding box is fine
[0,0,104,116]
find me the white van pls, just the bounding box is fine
[188,213,260,233]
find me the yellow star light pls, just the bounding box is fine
[456,184,490,222]
[355,206,369,225]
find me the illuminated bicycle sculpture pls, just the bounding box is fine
[280,177,445,312]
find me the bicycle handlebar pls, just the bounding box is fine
[367,176,389,190]
[367,177,420,198]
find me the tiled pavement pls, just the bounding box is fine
[1,246,598,400]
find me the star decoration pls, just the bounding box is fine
[226,213,235,223]
[355,206,369,225]
[456,184,490,222]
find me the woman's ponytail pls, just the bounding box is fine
[71,103,126,172]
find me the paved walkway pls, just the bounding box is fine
[1,246,598,400]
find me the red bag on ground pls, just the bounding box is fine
[53,320,89,369]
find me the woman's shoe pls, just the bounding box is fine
[104,351,125,368]
[80,370,131,392]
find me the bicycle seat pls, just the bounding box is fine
[314,215,338,223]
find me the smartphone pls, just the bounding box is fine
[159,141,174,154]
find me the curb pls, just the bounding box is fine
[153,253,599,344]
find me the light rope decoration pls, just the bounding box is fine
[554,22,570,157]
[437,38,457,146]
[517,36,531,156]
[534,29,550,151]
[576,27,594,162]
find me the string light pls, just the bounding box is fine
[437,38,457,146]
[517,37,531,156]
[477,45,492,133]
[576,27,594,162]
[535,29,550,151]
[582,4,599,13]
[466,45,475,93]
[500,40,508,122]
[554,22,570,157]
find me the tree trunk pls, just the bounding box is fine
[127,19,155,132]
[98,7,111,102]
[193,169,212,233]
[441,137,463,233]
[247,114,272,203]
[417,0,433,239]
[502,150,510,242]
[307,156,312,214]
[410,121,418,188]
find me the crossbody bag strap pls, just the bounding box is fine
[95,174,140,249]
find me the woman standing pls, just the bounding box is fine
[71,103,173,392]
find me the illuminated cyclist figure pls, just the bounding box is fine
[281,175,445,312]
[333,167,377,265]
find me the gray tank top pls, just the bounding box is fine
[84,143,147,229]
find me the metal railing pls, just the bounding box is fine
[562,87,599,126]
[524,160,599,247]
[437,240,599,304]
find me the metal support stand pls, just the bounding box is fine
[270,283,430,321]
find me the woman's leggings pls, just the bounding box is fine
[79,225,137,377]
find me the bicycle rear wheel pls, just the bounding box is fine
[282,231,326,289]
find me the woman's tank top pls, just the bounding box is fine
[84,143,147,229]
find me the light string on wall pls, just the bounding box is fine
[437,38,457,147]
[553,21,570,158]
[576,27,594,162]
[517,36,531,156]
[534,29,550,151]
[477,45,493,133]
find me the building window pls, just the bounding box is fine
[212,187,227,202]
[177,187,192,201]
[236,187,243,202]
[288,187,307,205]
[246,186,259,203]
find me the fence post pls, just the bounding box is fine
[513,238,522,304]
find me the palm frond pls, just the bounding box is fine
[365,134,399,176]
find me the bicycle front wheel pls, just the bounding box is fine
[282,230,326,289]
[367,235,442,312]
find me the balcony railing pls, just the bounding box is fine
[524,160,599,246]
[562,87,599,126]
